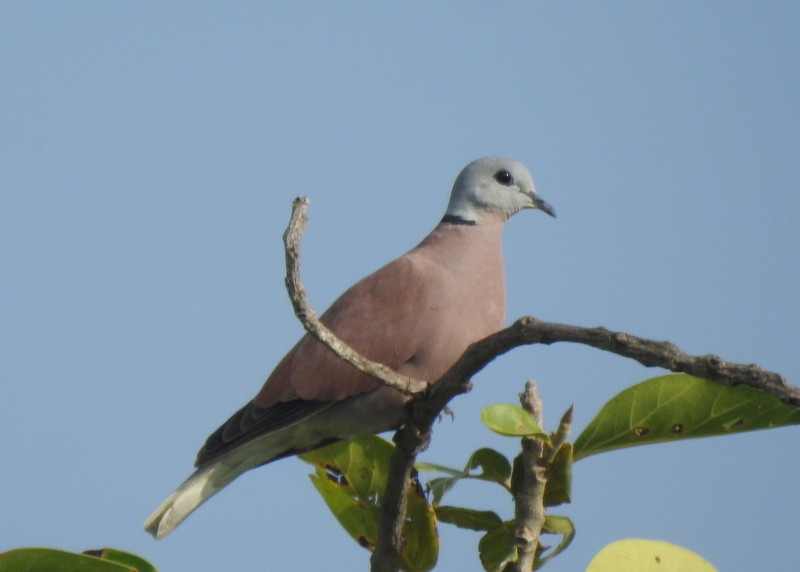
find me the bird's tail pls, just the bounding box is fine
[143,460,245,539]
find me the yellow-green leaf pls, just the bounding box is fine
[300,435,393,499]
[574,374,800,461]
[300,435,438,572]
[480,403,547,437]
[308,471,378,550]
[400,488,439,572]
[586,538,716,571]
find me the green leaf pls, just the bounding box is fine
[586,538,717,571]
[0,548,140,572]
[427,476,459,506]
[537,515,575,569]
[300,434,393,499]
[400,486,439,572]
[478,524,516,572]
[573,373,800,461]
[299,435,438,572]
[422,448,512,505]
[465,448,512,484]
[435,506,503,531]
[309,471,378,550]
[480,404,547,437]
[83,549,157,572]
[543,443,573,507]
[414,461,462,477]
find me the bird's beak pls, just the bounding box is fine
[531,195,556,218]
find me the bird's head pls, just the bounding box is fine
[445,157,556,223]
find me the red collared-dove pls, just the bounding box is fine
[144,156,555,538]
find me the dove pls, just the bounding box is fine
[144,156,555,538]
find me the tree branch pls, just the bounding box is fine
[280,196,799,572]
[457,318,800,407]
[506,387,573,571]
[283,196,798,408]
[282,197,428,396]
[505,380,546,572]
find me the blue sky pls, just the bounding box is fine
[2,3,798,571]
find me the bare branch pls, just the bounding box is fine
[282,196,428,395]
[279,196,799,572]
[450,318,800,407]
[283,197,798,408]
[371,426,429,572]
[505,380,546,572]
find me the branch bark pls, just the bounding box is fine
[282,196,427,396]
[505,381,546,572]
[505,386,573,571]
[280,196,799,572]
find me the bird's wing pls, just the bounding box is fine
[195,252,435,467]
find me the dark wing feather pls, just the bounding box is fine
[195,399,332,467]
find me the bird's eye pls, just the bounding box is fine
[494,170,514,186]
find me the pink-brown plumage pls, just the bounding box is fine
[144,157,554,539]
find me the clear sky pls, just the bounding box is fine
[2,3,798,571]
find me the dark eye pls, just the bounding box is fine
[494,170,514,186]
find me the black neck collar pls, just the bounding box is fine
[441,214,477,226]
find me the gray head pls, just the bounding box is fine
[445,157,555,223]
